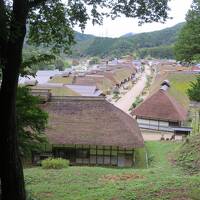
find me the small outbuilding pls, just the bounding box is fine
[38,96,144,167]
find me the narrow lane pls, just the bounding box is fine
[114,65,150,114]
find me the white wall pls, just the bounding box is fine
[137,118,172,132]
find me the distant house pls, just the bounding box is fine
[66,85,103,97]
[131,81,192,135]
[38,97,144,167]
[191,66,200,73]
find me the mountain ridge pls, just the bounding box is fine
[73,22,185,58]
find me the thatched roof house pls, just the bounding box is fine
[132,89,187,122]
[40,97,144,167]
[131,83,190,134]
[43,97,143,148]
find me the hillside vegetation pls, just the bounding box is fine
[150,72,196,108]
[168,73,197,108]
[72,23,184,58]
[177,134,200,174]
[25,141,200,200]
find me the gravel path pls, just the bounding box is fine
[114,65,150,114]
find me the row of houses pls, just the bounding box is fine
[29,60,192,167]
[26,62,139,98]
[32,79,192,167]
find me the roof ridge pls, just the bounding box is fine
[50,96,105,102]
[107,102,143,140]
[132,89,187,121]
[164,91,187,119]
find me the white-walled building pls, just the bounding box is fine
[131,82,191,135]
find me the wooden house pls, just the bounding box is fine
[131,82,192,135]
[38,96,144,167]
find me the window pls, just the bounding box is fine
[169,121,180,127]
[76,149,89,158]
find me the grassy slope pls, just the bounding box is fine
[32,86,79,96]
[177,134,200,174]
[150,72,196,108]
[50,87,79,96]
[168,73,196,108]
[25,142,200,200]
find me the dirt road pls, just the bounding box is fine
[114,65,151,114]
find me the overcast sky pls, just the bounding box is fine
[74,0,193,38]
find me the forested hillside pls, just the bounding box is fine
[72,23,185,58]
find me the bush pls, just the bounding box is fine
[176,134,200,174]
[41,158,69,169]
[131,96,143,109]
[26,191,38,200]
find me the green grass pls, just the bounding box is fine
[24,141,200,200]
[150,72,197,108]
[50,87,79,96]
[32,86,79,96]
[168,73,197,108]
[177,134,200,174]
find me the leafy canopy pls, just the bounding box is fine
[1,0,170,56]
[174,0,200,63]
[16,86,48,157]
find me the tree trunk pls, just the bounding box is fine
[0,1,28,199]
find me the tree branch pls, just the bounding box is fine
[29,0,47,8]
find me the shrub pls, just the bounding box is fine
[41,158,69,169]
[26,191,38,200]
[131,96,143,109]
[176,134,200,174]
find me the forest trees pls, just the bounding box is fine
[0,1,170,199]
[175,0,200,63]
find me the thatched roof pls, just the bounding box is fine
[66,85,103,96]
[131,89,187,122]
[42,97,144,149]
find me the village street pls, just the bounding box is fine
[114,65,151,114]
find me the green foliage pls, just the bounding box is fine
[25,142,200,200]
[174,0,200,63]
[22,47,72,72]
[26,191,39,200]
[21,49,56,76]
[41,158,69,169]
[177,134,200,174]
[187,75,200,102]
[72,23,184,58]
[16,87,48,157]
[137,45,174,59]
[89,57,100,65]
[55,59,65,71]
[131,96,143,109]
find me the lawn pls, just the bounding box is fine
[150,72,197,108]
[24,141,200,200]
[167,73,197,108]
[32,86,79,96]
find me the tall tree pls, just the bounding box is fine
[174,0,200,63]
[0,1,170,199]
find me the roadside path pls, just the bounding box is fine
[114,65,150,114]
